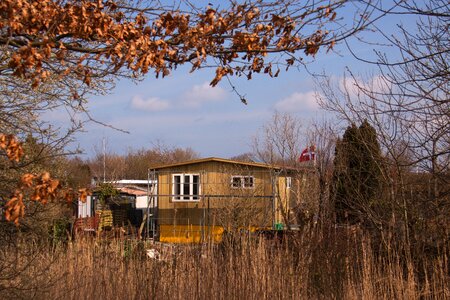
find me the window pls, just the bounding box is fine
[172,174,200,201]
[286,177,292,189]
[231,176,254,188]
[244,176,254,188]
[231,176,242,188]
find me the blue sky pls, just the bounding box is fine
[51,1,410,158]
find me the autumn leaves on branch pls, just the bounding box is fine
[1,134,89,224]
[2,0,339,89]
[0,134,23,162]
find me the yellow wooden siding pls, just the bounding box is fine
[274,177,292,227]
[154,160,293,242]
[156,161,275,208]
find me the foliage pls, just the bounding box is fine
[0,134,24,162]
[1,0,371,90]
[61,157,92,188]
[0,143,90,225]
[96,182,119,204]
[332,120,383,225]
[49,217,71,245]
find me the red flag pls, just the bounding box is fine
[299,145,316,162]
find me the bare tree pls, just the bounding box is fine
[252,112,337,225]
[252,111,304,167]
[305,120,338,222]
[86,141,199,181]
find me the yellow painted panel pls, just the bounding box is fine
[159,225,224,243]
[158,225,275,243]
[275,177,290,225]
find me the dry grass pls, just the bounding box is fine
[0,226,448,299]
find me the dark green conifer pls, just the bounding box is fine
[333,120,382,224]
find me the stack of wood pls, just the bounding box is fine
[98,210,113,229]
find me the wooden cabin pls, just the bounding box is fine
[149,157,301,243]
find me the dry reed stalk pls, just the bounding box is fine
[0,228,448,299]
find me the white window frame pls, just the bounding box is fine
[230,175,255,189]
[286,177,292,189]
[172,174,201,202]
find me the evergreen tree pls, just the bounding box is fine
[332,120,383,224]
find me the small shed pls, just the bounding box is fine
[75,180,157,235]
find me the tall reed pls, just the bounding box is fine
[1,226,448,299]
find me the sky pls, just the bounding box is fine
[47,1,410,159]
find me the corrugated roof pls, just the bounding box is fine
[107,179,155,185]
[116,187,147,196]
[149,157,297,171]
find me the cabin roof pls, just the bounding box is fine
[107,179,153,185]
[149,157,298,171]
[92,186,148,196]
[116,186,147,196]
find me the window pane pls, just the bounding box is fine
[174,175,181,196]
[244,176,254,188]
[286,177,292,188]
[192,175,199,199]
[231,176,242,188]
[183,175,190,197]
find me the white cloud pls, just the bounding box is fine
[131,95,170,112]
[274,91,319,112]
[183,82,226,107]
[339,75,391,99]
